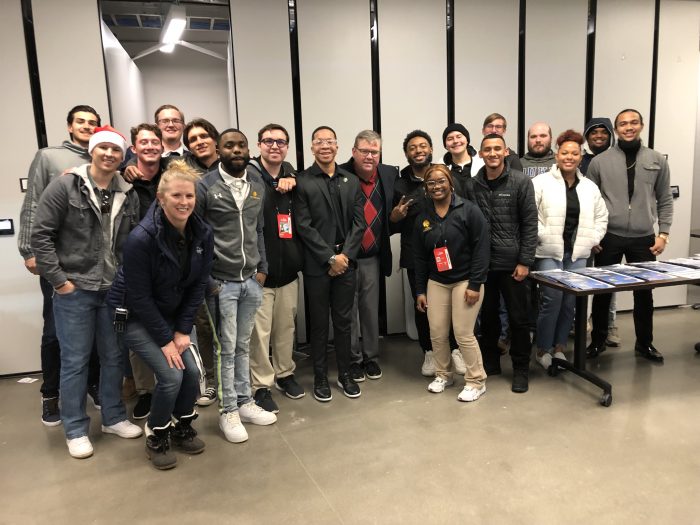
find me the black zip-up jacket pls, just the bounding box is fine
[443,146,477,198]
[465,163,537,272]
[247,158,304,288]
[412,195,490,296]
[392,165,432,270]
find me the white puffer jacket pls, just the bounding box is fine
[533,166,608,262]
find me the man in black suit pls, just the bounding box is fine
[294,126,366,402]
[339,130,397,383]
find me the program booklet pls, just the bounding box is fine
[572,267,643,285]
[533,269,614,290]
[602,264,670,282]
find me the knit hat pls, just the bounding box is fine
[442,123,470,147]
[88,125,128,155]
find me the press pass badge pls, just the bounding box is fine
[277,213,293,238]
[433,246,452,272]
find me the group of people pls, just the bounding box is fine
[18,103,673,469]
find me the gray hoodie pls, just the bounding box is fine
[587,144,672,237]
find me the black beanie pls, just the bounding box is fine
[442,123,470,147]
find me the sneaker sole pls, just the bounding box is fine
[366,373,382,380]
[42,418,62,427]
[220,429,248,443]
[196,397,217,407]
[336,381,361,398]
[146,453,177,470]
[458,388,486,402]
[254,402,280,415]
[275,383,306,400]
[313,392,333,402]
[132,412,150,420]
[239,416,277,426]
[69,449,94,459]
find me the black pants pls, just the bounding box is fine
[480,270,531,372]
[591,233,655,345]
[305,269,356,378]
[406,269,458,352]
[39,277,101,398]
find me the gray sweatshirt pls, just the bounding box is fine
[587,144,673,237]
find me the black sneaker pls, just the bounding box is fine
[634,342,664,363]
[133,393,152,420]
[254,388,279,414]
[313,376,332,402]
[586,340,607,359]
[41,397,61,427]
[364,361,382,380]
[275,375,305,399]
[349,362,365,383]
[87,384,101,409]
[511,369,529,394]
[337,373,361,398]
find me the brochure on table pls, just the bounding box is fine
[533,269,614,290]
[572,267,643,285]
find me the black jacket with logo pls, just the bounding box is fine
[412,195,490,296]
[392,165,433,270]
[464,163,537,272]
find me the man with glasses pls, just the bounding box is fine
[247,124,305,413]
[155,104,187,157]
[472,113,523,174]
[339,130,397,382]
[18,104,102,427]
[32,126,143,458]
[295,126,365,401]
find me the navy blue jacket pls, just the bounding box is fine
[107,202,214,347]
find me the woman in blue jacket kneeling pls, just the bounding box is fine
[108,159,214,469]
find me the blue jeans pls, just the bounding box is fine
[53,289,126,439]
[207,277,263,413]
[535,254,587,351]
[120,319,199,429]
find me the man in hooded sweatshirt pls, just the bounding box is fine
[580,117,621,347]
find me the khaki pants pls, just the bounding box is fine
[130,351,155,394]
[427,279,486,388]
[249,280,298,391]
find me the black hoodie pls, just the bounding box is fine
[580,117,615,175]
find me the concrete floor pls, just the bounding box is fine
[2,307,700,524]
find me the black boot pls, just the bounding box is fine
[171,412,205,454]
[146,424,177,470]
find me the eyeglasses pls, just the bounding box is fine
[158,118,183,126]
[425,178,449,188]
[484,123,505,131]
[98,189,112,214]
[260,138,289,148]
[356,148,380,158]
[312,138,337,146]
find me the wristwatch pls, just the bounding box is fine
[659,232,670,244]
[328,255,337,266]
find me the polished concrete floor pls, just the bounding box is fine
[2,307,700,524]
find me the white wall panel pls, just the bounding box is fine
[1,1,43,374]
[297,0,372,166]
[593,0,655,145]
[454,0,519,156]
[655,0,700,306]
[33,0,110,143]
[525,0,587,139]
[101,23,147,135]
[379,0,447,336]
[230,0,295,164]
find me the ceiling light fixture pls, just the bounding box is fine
[161,4,186,47]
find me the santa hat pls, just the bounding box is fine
[88,125,128,155]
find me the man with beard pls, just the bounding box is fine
[18,105,102,426]
[520,122,555,178]
[295,126,365,402]
[586,109,673,363]
[391,130,464,377]
[196,129,277,443]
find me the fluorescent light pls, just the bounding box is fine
[160,43,175,53]
[161,5,186,45]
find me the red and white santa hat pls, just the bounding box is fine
[88,125,128,155]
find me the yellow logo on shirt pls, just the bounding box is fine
[422,219,431,232]
[251,191,260,199]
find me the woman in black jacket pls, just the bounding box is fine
[413,165,490,402]
[108,160,214,469]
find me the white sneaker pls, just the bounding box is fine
[66,436,93,459]
[427,376,453,393]
[536,352,552,370]
[219,411,248,443]
[102,420,143,438]
[238,401,277,425]
[553,351,566,361]
[421,351,436,377]
[457,385,486,402]
[451,349,467,375]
